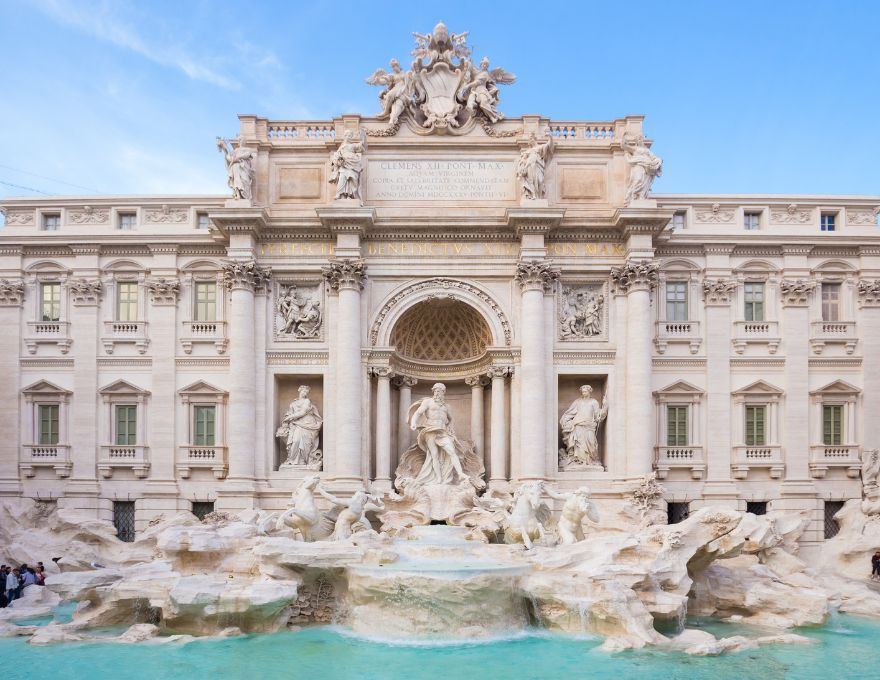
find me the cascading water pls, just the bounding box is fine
[344,525,532,640]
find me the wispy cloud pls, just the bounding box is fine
[33,0,241,89]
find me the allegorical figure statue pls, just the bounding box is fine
[329,130,367,201]
[395,383,485,490]
[216,136,257,201]
[560,385,608,468]
[278,286,322,338]
[515,133,554,200]
[365,59,413,126]
[276,385,323,468]
[544,485,600,545]
[622,132,663,205]
[318,488,385,541]
[460,57,516,123]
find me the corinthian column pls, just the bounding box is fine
[370,366,394,491]
[465,376,487,457]
[860,280,880,454]
[611,260,658,478]
[487,365,512,489]
[222,260,270,486]
[323,258,366,485]
[0,279,25,494]
[515,260,559,481]
[394,376,417,458]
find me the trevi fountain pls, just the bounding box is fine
[3,20,880,680]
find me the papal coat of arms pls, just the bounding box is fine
[366,22,515,134]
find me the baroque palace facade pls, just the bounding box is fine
[1,24,878,554]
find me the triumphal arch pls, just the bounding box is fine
[1,22,879,553]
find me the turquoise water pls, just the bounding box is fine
[4,615,880,680]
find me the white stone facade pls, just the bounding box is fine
[1,82,879,556]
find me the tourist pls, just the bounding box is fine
[21,566,37,589]
[35,565,46,586]
[871,551,880,580]
[5,567,20,603]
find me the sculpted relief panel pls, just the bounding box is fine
[558,283,606,340]
[276,282,323,340]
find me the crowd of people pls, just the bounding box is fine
[1,562,47,607]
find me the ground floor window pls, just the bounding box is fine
[667,502,689,525]
[113,501,136,542]
[824,501,844,539]
[746,501,768,516]
[191,501,214,521]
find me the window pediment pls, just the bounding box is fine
[178,380,228,398]
[732,379,783,396]
[810,379,860,396]
[653,380,704,397]
[99,379,150,396]
[21,379,72,396]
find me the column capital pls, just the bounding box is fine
[487,365,514,379]
[702,278,737,306]
[465,375,490,388]
[322,258,367,292]
[392,375,417,389]
[147,277,181,305]
[858,279,880,307]
[610,259,659,294]
[515,259,559,293]
[368,366,395,379]
[780,278,816,306]
[69,278,103,306]
[0,278,25,307]
[221,259,271,292]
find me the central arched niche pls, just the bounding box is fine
[390,298,492,365]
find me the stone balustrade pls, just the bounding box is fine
[732,445,785,479]
[654,445,705,479]
[809,320,857,355]
[20,444,72,478]
[809,444,862,479]
[180,320,228,354]
[654,319,702,354]
[101,320,149,355]
[176,445,228,480]
[24,320,72,354]
[97,445,150,479]
[732,320,781,354]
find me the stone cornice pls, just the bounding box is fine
[322,258,366,292]
[702,244,736,255]
[316,206,376,236]
[515,259,560,292]
[781,244,813,256]
[613,207,674,237]
[221,259,271,292]
[610,259,659,294]
[147,243,180,255]
[505,208,564,236]
[208,208,268,239]
[69,244,101,256]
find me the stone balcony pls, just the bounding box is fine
[809,321,857,355]
[24,320,72,354]
[654,445,705,479]
[731,445,784,480]
[809,444,862,479]
[731,320,780,355]
[180,320,228,354]
[654,320,702,355]
[177,445,228,479]
[20,444,72,478]
[101,320,149,354]
[97,445,150,479]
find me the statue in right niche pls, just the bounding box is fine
[559,385,608,469]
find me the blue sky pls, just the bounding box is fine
[1,0,878,200]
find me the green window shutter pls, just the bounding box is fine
[194,406,216,446]
[116,405,137,445]
[39,405,59,445]
[823,405,843,446]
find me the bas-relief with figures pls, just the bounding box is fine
[1,21,880,650]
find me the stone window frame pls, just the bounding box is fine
[809,380,859,449]
[731,379,783,449]
[113,207,140,231]
[732,261,780,323]
[20,380,73,476]
[40,211,62,232]
[810,261,856,323]
[181,262,226,322]
[740,206,765,231]
[653,380,704,450]
[272,274,326,343]
[26,263,71,324]
[656,260,700,323]
[178,380,228,447]
[101,261,148,323]
[98,379,150,450]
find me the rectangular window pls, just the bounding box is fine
[194,282,217,322]
[744,282,765,321]
[40,282,61,321]
[191,501,215,521]
[42,213,61,231]
[744,212,761,231]
[113,501,136,542]
[38,404,59,445]
[746,501,768,516]
[115,405,137,446]
[665,282,688,321]
[118,212,136,230]
[667,502,689,525]
[116,282,138,321]
[666,405,689,447]
[745,405,766,446]
[820,213,836,232]
[823,404,843,445]
[670,212,685,231]
[196,213,210,230]
[193,405,216,446]
[821,283,841,322]
[824,500,844,539]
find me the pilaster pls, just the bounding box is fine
[0,278,24,493]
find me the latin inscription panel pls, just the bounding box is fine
[366,159,515,201]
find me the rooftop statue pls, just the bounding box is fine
[516,132,553,200]
[216,136,256,201]
[622,132,663,204]
[365,22,515,134]
[328,130,367,201]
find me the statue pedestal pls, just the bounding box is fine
[224,198,253,208]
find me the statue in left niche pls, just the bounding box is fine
[277,285,322,338]
[516,132,554,200]
[276,385,323,469]
[329,130,367,201]
[559,385,608,469]
[216,136,257,201]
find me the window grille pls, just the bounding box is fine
[746,501,767,516]
[113,501,136,542]
[191,501,215,521]
[820,213,836,232]
[667,502,689,525]
[824,501,844,539]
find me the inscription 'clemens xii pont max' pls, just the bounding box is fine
[367,159,515,201]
